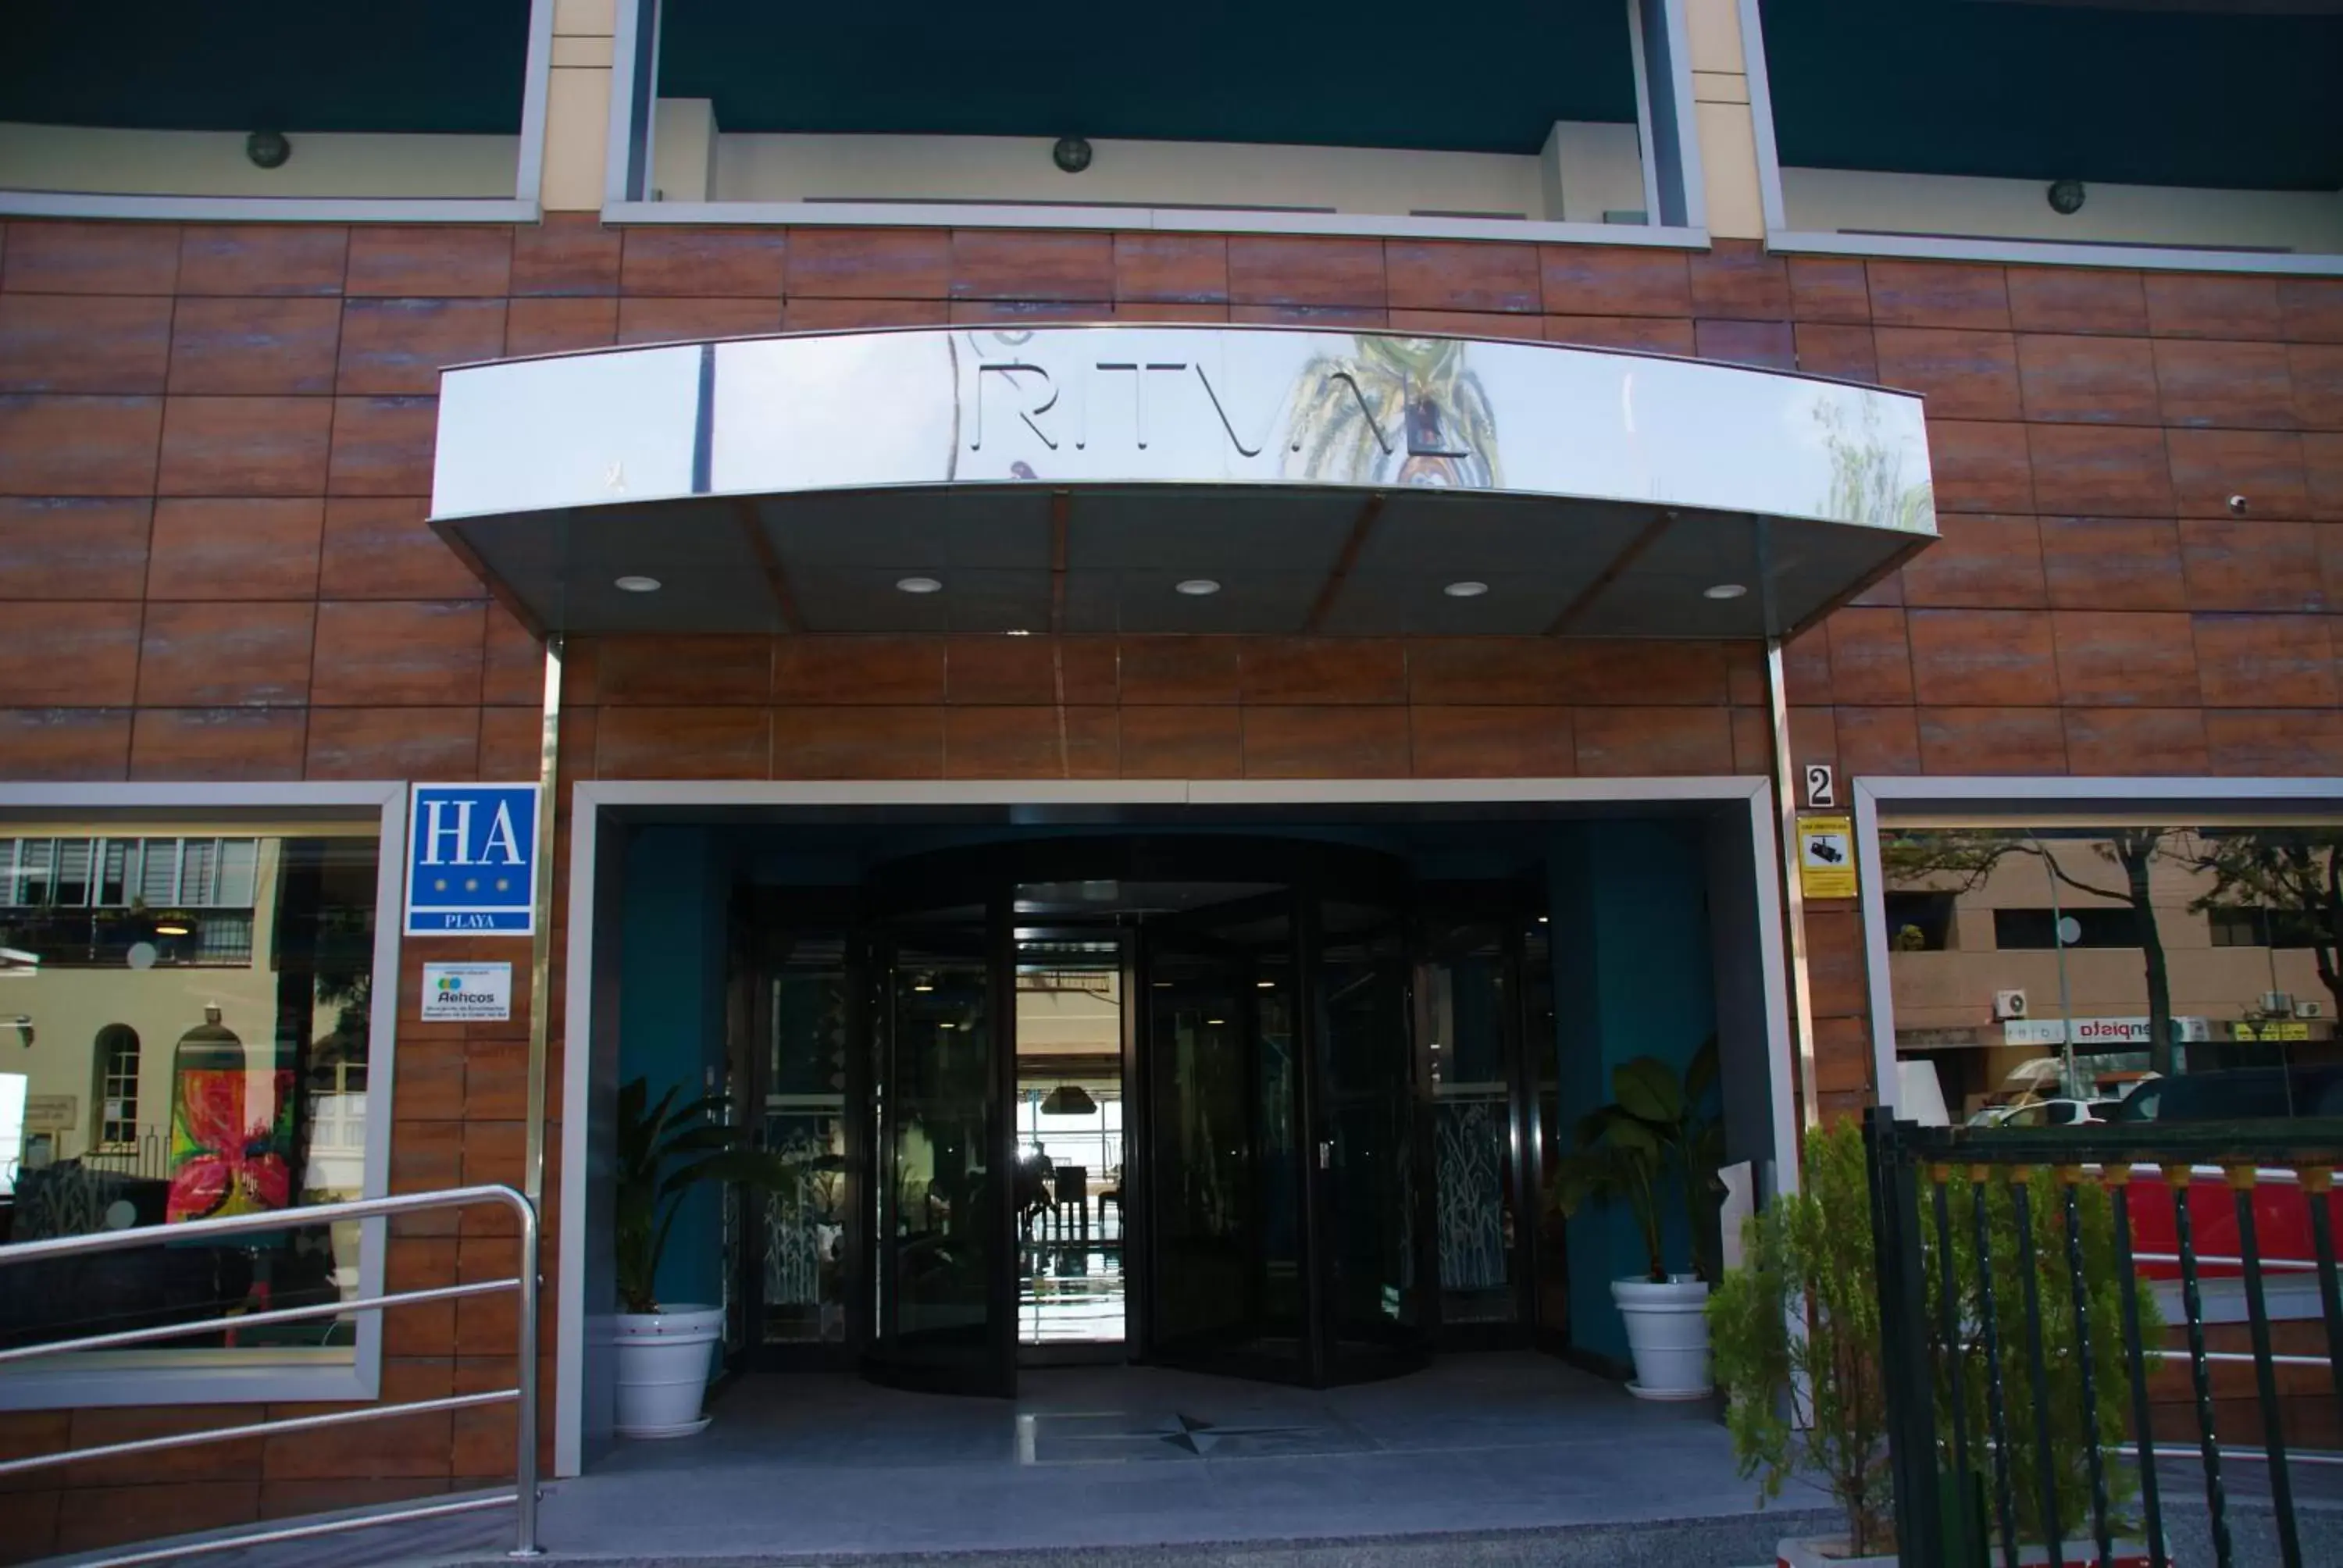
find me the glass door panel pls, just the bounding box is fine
[1421,918,1524,1339]
[756,931,854,1358]
[1316,900,1429,1379]
[1143,891,1307,1380]
[868,914,1011,1395]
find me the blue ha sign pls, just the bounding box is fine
[405,783,539,936]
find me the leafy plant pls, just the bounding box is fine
[1548,1037,1725,1283]
[615,1075,801,1316]
[1709,1121,1893,1557]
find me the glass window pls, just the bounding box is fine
[1880,822,2343,1127]
[0,827,383,1365]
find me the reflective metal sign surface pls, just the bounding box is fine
[432,326,1935,539]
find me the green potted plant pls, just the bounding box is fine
[1547,1037,1725,1398]
[612,1075,801,1439]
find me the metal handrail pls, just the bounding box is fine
[0,1184,541,1562]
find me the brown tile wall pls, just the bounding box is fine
[2,218,2340,1541]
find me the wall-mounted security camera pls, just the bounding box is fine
[2228,494,2249,515]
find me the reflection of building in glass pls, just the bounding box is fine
[1883,828,2343,1116]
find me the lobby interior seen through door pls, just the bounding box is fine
[733,836,1557,1397]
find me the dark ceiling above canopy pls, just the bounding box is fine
[0,1,531,134]
[655,0,1641,151]
[1760,0,2343,191]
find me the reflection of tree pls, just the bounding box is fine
[1815,398,1931,533]
[1286,336,1499,489]
[2184,830,2343,1020]
[1883,829,2185,1078]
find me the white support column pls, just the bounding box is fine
[1685,0,1767,240]
[544,0,616,210]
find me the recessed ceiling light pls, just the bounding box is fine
[1703,583,1749,600]
[614,575,662,593]
[1005,629,1032,636]
[1175,579,1221,597]
[1443,580,1489,598]
[896,576,943,594]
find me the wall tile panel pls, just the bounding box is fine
[1241,704,1411,776]
[785,228,950,300]
[1546,315,1696,355]
[2062,707,2210,775]
[1117,705,1242,777]
[345,228,512,299]
[508,216,622,296]
[502,298,619,357]
[0,707,131,779]
[597,635,771,704]
[0,497,151,599]
[2143,274,2281,340]
[594,706,770,778]
[318,497,484,600]
[2177,519,2327,613]
[1914,706,2067,773]
[2293,344,2343,430]
[2006,267,2148,337]
[1786,257,1870,323]
[1865,261,2010,331]
[1410,705,1574,776]
[2166,429,2307,519]
[1228,237,1385,310]
[771,705,943,779]
[1873,328,2020,420]
[772,636,945,704]
[305,706,480,781]
[1537,247,1691,317]
[1824,607,1914,704]
[1114,235,1228,305]
[2027,425,2171,515]
[2036,516,2188,611]
[615,296,781,344]
[1792,323,1877,381]
[337,299,508,395]
[1693,319,1794,369]
[2015,335,2159,426]
[166,298,342,396]
[156,395,335,495]
[943,636,1117,705]
[1571,707,1734,776]
[1380,241,1539,314]
[1687,241,1791,320]
[1238,639,1407,704]
[1906,608,2059,706]
[1925,421,2034,513]
[2190,613,2338,707]
[2278,280,2343,345]
[2202,710,2343,775]
[2153,340,2295,431]
[2048,610,2200,707]
[135,600,315,706]
[2311,434,2343,520]
[0,601,141,705]
[950,231,1114,302]
[326,396,437,495]
[0,222,179,295]
[943,705,1118,778]
[127,707,305,779]
[176,226,348,297]
[1831,705,1922,775]
[144,498,323,600]
[1118,636,1240,704]
[1404,638,1571,705]
[1897,514,2045,608]
[619,229,787,298]
[0,295,173,394]
[781,298,950,331]
[0,394,162,494]
[308,600,487,706]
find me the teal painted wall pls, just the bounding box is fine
[619,825,732,1311]
[1546,821,1717,1368]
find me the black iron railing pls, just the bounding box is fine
[1866,1110,2343,1568]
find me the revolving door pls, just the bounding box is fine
[740,836,1549,1397]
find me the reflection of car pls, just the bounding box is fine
[2113,1066,2343,1122]
[1973,1096,2116,1129]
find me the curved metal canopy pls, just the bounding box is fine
[430,325,1935,640]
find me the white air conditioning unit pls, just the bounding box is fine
[2261,991,2295,1018]
[1993,989,2028,1021]
[2295,1000,2323,1020]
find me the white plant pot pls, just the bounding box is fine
[1611,1274,1711,1399]
[612,1304,724,1438]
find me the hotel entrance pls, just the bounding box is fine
[731,836,1551,1397]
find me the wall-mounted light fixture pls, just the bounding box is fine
[247,130,292,169]
[2046,179,2085,216]
[1053,136,1093,174]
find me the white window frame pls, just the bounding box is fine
[0,782,408,1410]
[1852,775,2343,1115]
[597,0,1710,248]
[0,1,555,224]
[1737,0,2343,280]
